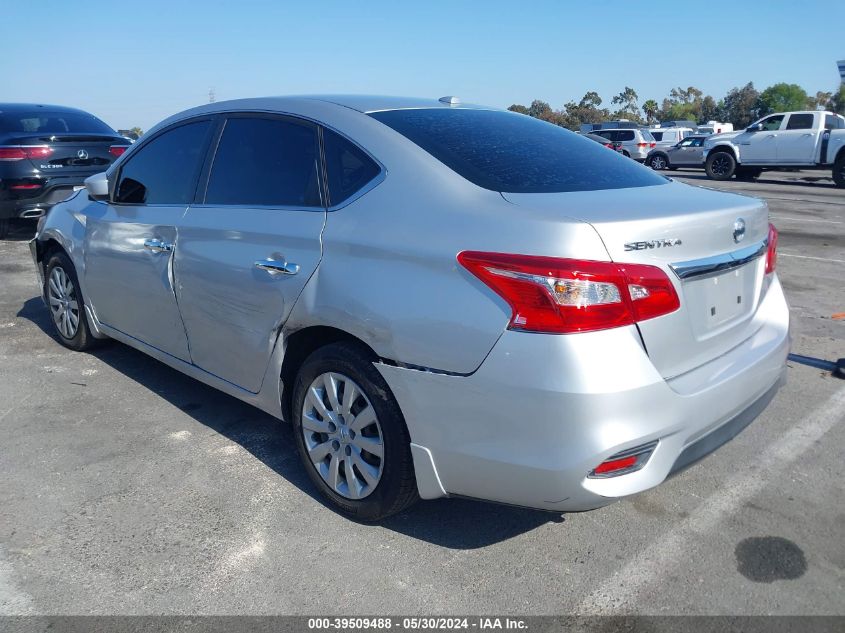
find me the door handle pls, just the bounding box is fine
[766,134,777,138]
[254,258,300,275]
[143,238,173,253]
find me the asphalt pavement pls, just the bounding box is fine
[0,169,842,616]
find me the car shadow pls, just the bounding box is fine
[16,296,561,549]
[670,169,838,188]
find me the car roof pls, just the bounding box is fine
[0,103,95,115]
[184,95,492,116]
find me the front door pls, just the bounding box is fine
[82,119,214,362]
[175,115,326,392]
[740,114,784,163]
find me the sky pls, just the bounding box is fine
[1,0,842,131]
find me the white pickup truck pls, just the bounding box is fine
[702,110,845,188]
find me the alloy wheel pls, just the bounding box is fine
[711,155,731,176]
[48,266,80,339]
[300,372,385,500]
[651,156,666,170]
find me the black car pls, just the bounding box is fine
[0,104,129,238]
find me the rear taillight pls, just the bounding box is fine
[604,143,613,148]
[765,223,778,274]
[9,183,42,190]
[636,142,648,148]
[650,142,656,148]
[109,145,128,158]
[457,252,680,334]
[0,146,52,161]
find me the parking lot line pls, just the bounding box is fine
[0,548,34,615]
[576,385,845,615]
[778,252,845,264]
[770,216,842,225]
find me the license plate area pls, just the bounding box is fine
[683,260,761,336]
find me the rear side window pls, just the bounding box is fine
[824,114,844,130]
[205,117,321,207]
[651,132,664,141]
[618,130,635,141]
[322,128,381,205]
[115,120,212,205]
[369,109,667,193]
[0,110,116,135]
[786,114,814,130]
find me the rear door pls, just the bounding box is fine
[777,113,818,164]
[176,114,326,393]
[82,118,214,361]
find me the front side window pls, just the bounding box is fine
[785,113,814,130]
[758,115,784,132]
[678,139,694,147]
[369,109,667,193]
[690,138,704,147]
[205,117,321,207]
[115,120,212,204]
[322,128,381,206]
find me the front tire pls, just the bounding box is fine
[705,151,736,180]
[44,251,99,351]
[833,153,845,189]
[292,341,418,521]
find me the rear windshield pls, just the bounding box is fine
[0,110,115,135]
[369,109,667,193]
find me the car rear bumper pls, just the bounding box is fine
[0,176,87,219]
[377,275,790,511]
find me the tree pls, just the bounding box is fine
[831,85,845,115]
[130,126,144,137]
[807,91,833,110]
[527,100,552,119]
[717,82,761,128]
[757,83,808,116]
[700,95,717,122]
[642,99,659,124]
[508,104,529,115]
[611,86,639,119]
[658,86,715,123]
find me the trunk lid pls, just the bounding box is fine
[503,181,771,379]
[5,132,126,175]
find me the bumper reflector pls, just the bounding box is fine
[588,440,658,478]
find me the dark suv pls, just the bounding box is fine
[0,104,129,238]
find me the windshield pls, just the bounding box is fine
[369,109,667,193]
[0,110,116,135]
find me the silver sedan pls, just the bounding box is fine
[30,96,789,520]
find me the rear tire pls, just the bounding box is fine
[833,153,845,189]
[647,154,669,170]
[44,251,100,351]
[291,341,418,521]
[705,151,736,180]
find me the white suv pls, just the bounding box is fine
[589,128,656,161]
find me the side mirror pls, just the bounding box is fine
[746,123,763,133]
[84,172,109,201]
